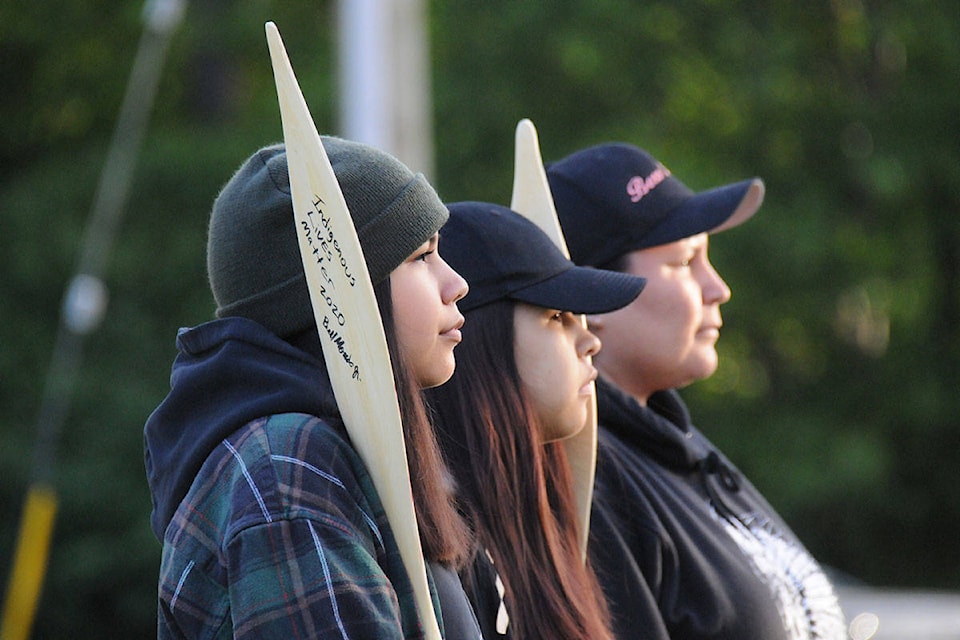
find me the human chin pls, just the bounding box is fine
[416,347,457,389]
[542,401,588,443]
[684,348,720,384]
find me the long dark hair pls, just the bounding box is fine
[289,277,471,568]
[425,300,612,640]
[373,276,472,567]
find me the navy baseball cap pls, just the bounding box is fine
[546,143,765,267]
[441,202,646,314]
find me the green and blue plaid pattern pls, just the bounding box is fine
[156,413,437,639]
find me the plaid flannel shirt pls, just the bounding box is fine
[156,412,439,639]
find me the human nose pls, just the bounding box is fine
[440,256,469,304]
[577,321,602,358]
[701,261,731,305]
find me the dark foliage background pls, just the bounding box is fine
[2,1,957,636]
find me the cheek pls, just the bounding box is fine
[637,282,702,331]
[598,286,700,370]
[515,343,545,392]
[518,339,579,414]
[390,282,413,333]
[393,303,440,382]
[404,323,456,388]
[392,276,438,341]
[393,305,427,354]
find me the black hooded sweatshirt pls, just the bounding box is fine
[588,377,847,640]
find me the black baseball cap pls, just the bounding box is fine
[441,202,646,313]
[546,143,765,267]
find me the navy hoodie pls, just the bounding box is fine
[143,316,482,639]
[588,377,847,640]
[144,316,340,541]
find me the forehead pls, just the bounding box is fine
[629,233,709,262]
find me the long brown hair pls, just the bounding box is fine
[374,276,472,567]
[288,277,471,568]
[425,300,613,640]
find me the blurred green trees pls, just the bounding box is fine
[1,1,957,636]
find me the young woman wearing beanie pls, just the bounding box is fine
[424,202,647,640]
[144,140,482,639]
[546,143,847,640]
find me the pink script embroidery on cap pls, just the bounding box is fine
[626,165,671,203]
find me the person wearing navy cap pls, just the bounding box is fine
[425,202,646,640]
[547,144,847,640]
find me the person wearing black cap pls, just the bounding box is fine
[144,140,482,639]
[425,202,647,640]
[547,144,847,640]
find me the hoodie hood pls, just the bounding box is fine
[144,316,339,541]
[596,376,706,470]
[596,376,744,519]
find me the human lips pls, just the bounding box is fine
[579,366,598,395]
[699,309,723,335]
[698,321,722,339]
[441,316,464,342]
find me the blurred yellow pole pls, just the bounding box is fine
[0,2,185,637]
[0,487,58,640]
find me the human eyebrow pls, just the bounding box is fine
[408,234,439,260]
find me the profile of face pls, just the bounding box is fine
[390,233,469,388]
[590,233,731,402]
[513,303,601,442]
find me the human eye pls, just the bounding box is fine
[549,310,564,322]
[679,236,707,268]
[674,250,695,268]
[410,235,439,262]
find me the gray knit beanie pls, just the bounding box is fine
[207,138,449,337]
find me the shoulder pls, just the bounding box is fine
[591,424,668,539]
[248,412,368,486]
[168,413,386,549]
[594,422,653,487]
[230,413,383,527]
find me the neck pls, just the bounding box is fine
[596,363,651,407]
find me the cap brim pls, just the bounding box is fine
[711,178,764,234]
[639,178,764,249]
[510,265,646,315]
